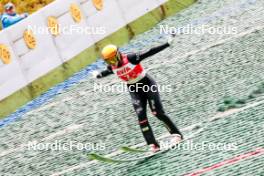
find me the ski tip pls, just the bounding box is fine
[87,153,98,160]
[87,153,123,163]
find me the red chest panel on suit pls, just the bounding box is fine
[111,54,146,84]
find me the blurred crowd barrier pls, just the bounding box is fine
[0,0,169,100]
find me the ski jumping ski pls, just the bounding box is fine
[87,131,201,163]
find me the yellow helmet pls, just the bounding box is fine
[101,44,120,65]
[101,44,117,59]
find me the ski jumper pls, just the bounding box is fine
[97,43,182,146]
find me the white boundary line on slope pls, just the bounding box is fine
[50,98,264,176]
[27,96,75,116]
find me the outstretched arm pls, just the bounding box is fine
[127,42,170,64]
[96,65,113,78]
[2,14,27,27]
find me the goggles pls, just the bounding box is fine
[104,53,121,65]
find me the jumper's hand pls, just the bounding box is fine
[91,71,102,79]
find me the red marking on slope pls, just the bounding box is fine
[184,148,264,176]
